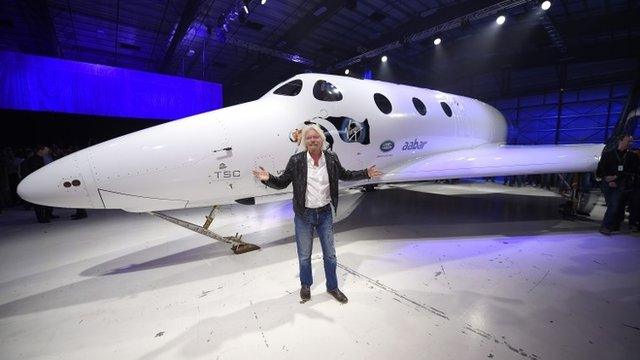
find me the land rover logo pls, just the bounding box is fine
[380,140,394,152]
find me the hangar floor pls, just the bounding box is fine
[0,182,639,359]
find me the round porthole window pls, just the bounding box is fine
[440,102,452,117]
[273,79,303,96]
[374,93,392,114]
[313,80,343,101]
[413,97,426,116]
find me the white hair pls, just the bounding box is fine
[298,123,328,152]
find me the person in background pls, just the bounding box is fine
[596,134,638,235]
[23,145,55,223]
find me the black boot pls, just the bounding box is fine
[300,285,310,302]
[327,288,348,304]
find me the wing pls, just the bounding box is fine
[381,143,604,183]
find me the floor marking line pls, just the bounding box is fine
[527,270,550,293]
[336,262,449,320]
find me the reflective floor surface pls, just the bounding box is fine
[0,182,638,359]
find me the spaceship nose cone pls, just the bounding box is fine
[16,172,40,204]
[16,154,101,209]
[17,164,69,207]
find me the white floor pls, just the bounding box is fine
[0,182,639,360]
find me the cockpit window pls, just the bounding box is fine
[440,102,453,117]
[374,93,392,114]
[412,97,426,116]
[273,79,303,96]
[313,80,343,101]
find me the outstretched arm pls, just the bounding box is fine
[252,167,270,181]
[253,157,295,190]
[335,155,382,181]
[367,165,382,179]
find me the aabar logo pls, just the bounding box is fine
[380,140,394,152]
[402,139,427,151]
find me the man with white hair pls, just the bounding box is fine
[253,124,381,303]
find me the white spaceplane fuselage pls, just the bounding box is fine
[17,73,604,212]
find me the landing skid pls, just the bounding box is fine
[150,209,260,254]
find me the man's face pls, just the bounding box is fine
[37,147,50,157]
[620,135,633,150]
[305,129,323,153]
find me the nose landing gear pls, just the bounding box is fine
[150,206,260,254]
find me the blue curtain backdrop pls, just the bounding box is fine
[0,51,222,120]
[492,82,631,145]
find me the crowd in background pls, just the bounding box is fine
[0,144,88,222]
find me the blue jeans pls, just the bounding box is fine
[601,182,623,230]
[294,205,338,291]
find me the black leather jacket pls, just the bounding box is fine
[263,150,370,216]
[597,148,640,189]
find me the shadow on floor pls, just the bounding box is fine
[0,186,604,319]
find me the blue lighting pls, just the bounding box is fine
[0,51,222,120]
[493,82,632,145]
[289,54,305,63]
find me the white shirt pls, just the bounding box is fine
[305,152,330,208]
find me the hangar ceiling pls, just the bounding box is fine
[1,0,638,105]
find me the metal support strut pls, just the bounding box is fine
[150,208,260,254]
[203,205,218,230]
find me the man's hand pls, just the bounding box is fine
[367,165,382,179]
[252,166,270,181]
